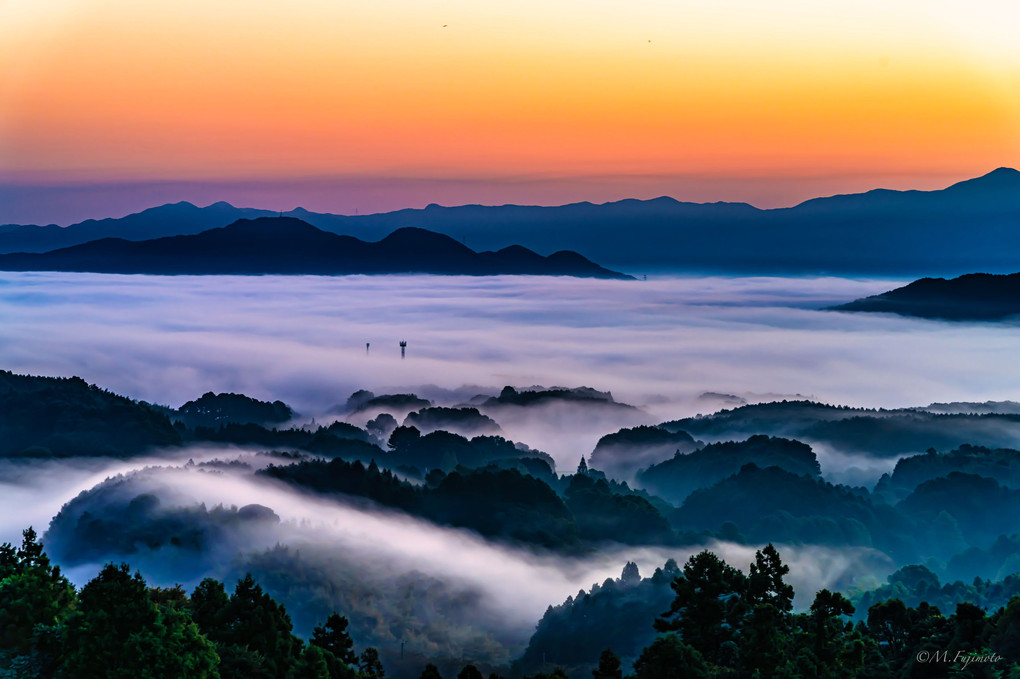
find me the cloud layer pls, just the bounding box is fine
[3,272,1020,466]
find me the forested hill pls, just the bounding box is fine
[0,370,180,457]
[0,218,630,278]
[831,272,1020,320]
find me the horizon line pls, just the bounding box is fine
[1,166,1015,227]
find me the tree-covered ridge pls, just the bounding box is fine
[385,428,556,476]
[636,435,821,504]
[561,473,678,545]
[482,386,635,410]
[402,407,503,437]
[261,461,574,550]
[0,372,561,472]
[45,475,284,571]
[0,370,180,457]
[875,444,1020,503]
[260,456,687,550]
[515,560,678,677]
[661,400,851,436]
[181,417,551,479]
[174,391,295,429]
[853,564,1020,622]
[946,534,1020,583]
[663,399,1020,455]
[897,472,1020,549]
[588,426,702,481]
[260,458,422,513]
[343,391,432,416]
[187,422,378,454]
[670,464,917,558]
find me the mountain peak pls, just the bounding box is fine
[221,216,321,233]
[146,201,198,212]
[945,167,1020,193]
[377,226,471,252]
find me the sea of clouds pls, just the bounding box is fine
[2,272,1018,423]
[3,271,1017,637]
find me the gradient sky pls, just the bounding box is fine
[2,0,1019,222]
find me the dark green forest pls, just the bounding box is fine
[6,372,1020,677]
[4,530,1019,678]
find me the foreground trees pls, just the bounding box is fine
[0,528,377,679]
[518,544,1020,679]
[62,564,219,679]
[4,526,1020,679]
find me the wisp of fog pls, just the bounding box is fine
[40,453,892,631]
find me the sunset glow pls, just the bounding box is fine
[2,0,1018,217]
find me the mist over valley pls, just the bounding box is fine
[5,269,1020,676]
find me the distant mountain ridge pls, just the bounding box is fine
[0,200,274,253]
[0,217,629,278]
[831,272,1020,320]
[2,168,1019,273]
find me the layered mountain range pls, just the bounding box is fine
[3,167,1019,274]
[0,217,628,278]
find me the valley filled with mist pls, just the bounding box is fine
[4,271,1020,677]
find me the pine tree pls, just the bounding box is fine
[359,647,385,679]
[591,648,622,679]
[631,634,708,679]
[0,527,75,655]
[458,665,484,679]
[217,573,302,679]
[419,663,444,679]
[312,612,358,665]
[61,563,219,679]
[655,551,747,666]
[294,645,331,679]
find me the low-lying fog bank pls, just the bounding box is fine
[3,272,1020,466]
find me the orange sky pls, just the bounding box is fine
[1,0,1018,216]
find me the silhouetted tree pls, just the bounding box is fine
[591,647,622,679]
[359,647,385,679]
[631,634,708,679]
[458,664,484,679]
[216,573,302,679]
[419,663,444,679]
[190,577,230,639]
[655,551,747,666]
[294,644,331,679]
[388,425,421,450]
[0,527,75,657]
[312,612,357,665]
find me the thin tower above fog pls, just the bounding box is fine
[400,340,407,359]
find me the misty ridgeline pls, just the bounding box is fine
[6,370,1020,677]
